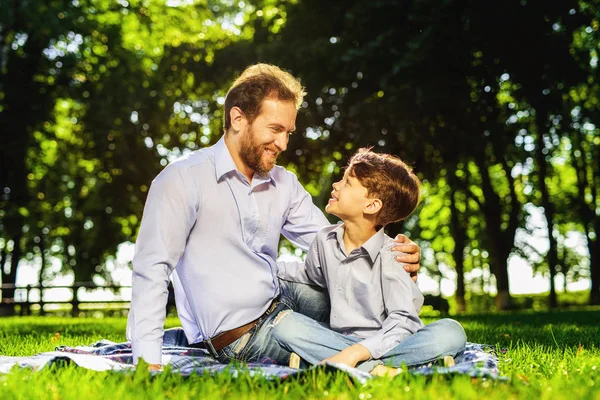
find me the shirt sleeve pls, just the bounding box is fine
[277,238,327,287]
[126,164,198,365]
[358,249,425,359]
[280,172,330,251]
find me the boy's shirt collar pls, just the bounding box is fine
[328,224,386,264]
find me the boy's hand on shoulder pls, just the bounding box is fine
[320,344,371,368]
[391,234,420,282]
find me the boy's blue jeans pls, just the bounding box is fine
[271,310,467,372]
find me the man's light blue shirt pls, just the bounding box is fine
[278,224,424,359]
[126,136,329,364]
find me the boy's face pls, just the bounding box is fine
[325,168,374,221]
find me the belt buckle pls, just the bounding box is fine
[266,298,279,316]
[202,338,219,358]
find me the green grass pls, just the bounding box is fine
[0,310,599,399]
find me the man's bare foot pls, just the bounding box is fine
[289,352,301,369]
[370,364,402,377]
[443,356,455,367]
[147,363,163,371]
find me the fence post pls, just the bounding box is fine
[21,285,30,316]
[71,286,79,317]
[39,284,45,316]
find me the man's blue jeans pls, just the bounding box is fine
[271,310,467,372]
[211,279,330,365]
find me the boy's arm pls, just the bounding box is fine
[277,238,327,287]
[357,250,425,360]
[280,172,330,251]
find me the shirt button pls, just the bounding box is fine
[337,286,342,292]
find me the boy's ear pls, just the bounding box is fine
[229,106,247,133]
[364,198,382,216]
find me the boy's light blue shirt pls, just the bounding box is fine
[277,224,424,359]
[127,136,329,365]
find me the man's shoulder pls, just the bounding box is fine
[270,165,301,186]
[154,147,214,183]
[168,147,214,171]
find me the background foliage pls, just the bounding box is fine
[1,0,600,312]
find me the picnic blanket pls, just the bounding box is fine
[0,328,505,384]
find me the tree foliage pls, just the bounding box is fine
[1,0,599,311]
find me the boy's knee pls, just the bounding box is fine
[438,318,467,350]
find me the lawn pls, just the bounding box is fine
[0,309,599,399]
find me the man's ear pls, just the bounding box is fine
[364,199,382,216]
[229,106,247,133]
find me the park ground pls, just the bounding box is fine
[0,308,599,399]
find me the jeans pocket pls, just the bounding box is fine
[216,331,250,362]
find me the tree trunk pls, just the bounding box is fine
[570,128,599,305]
[535,116,558,308]
[1,233,22,315]
[449,187,467,313]
[474,152,514,310]
[591,235,600,305]
[38,231,46,315]
[0,244,6,279]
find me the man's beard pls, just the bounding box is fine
[240,126,278,176]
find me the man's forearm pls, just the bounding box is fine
[277,260,313,285]
[127,267,170,365]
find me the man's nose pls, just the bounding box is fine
[274,132,288,152]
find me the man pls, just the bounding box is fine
[126,63,421,369]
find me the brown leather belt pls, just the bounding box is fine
[191,299,279,355]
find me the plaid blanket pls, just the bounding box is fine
[0,328,505,384]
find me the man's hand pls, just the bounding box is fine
[392,234,421,282]
[320,344,371,368]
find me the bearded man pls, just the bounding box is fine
[126,64,422,370]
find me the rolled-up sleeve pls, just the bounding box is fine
[126,164,198,365]
[277,239,327,287]
[281,172,329,251]
[358,250,424,359]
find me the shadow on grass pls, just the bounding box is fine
[450,308,600,349]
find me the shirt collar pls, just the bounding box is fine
[328,224,386,263]
[215,136,237,181]
[214,135,276,186]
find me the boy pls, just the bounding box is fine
[274,148,466,375]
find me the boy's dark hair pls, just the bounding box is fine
[223,63,306,132]
[347,148,421,227]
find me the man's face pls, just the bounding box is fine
[240,98,297,175]
[326,168,373,221]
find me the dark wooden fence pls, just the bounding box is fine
[0,282,132,316]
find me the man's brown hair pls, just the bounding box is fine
[223,63,306,132]
[347,148,421,227]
